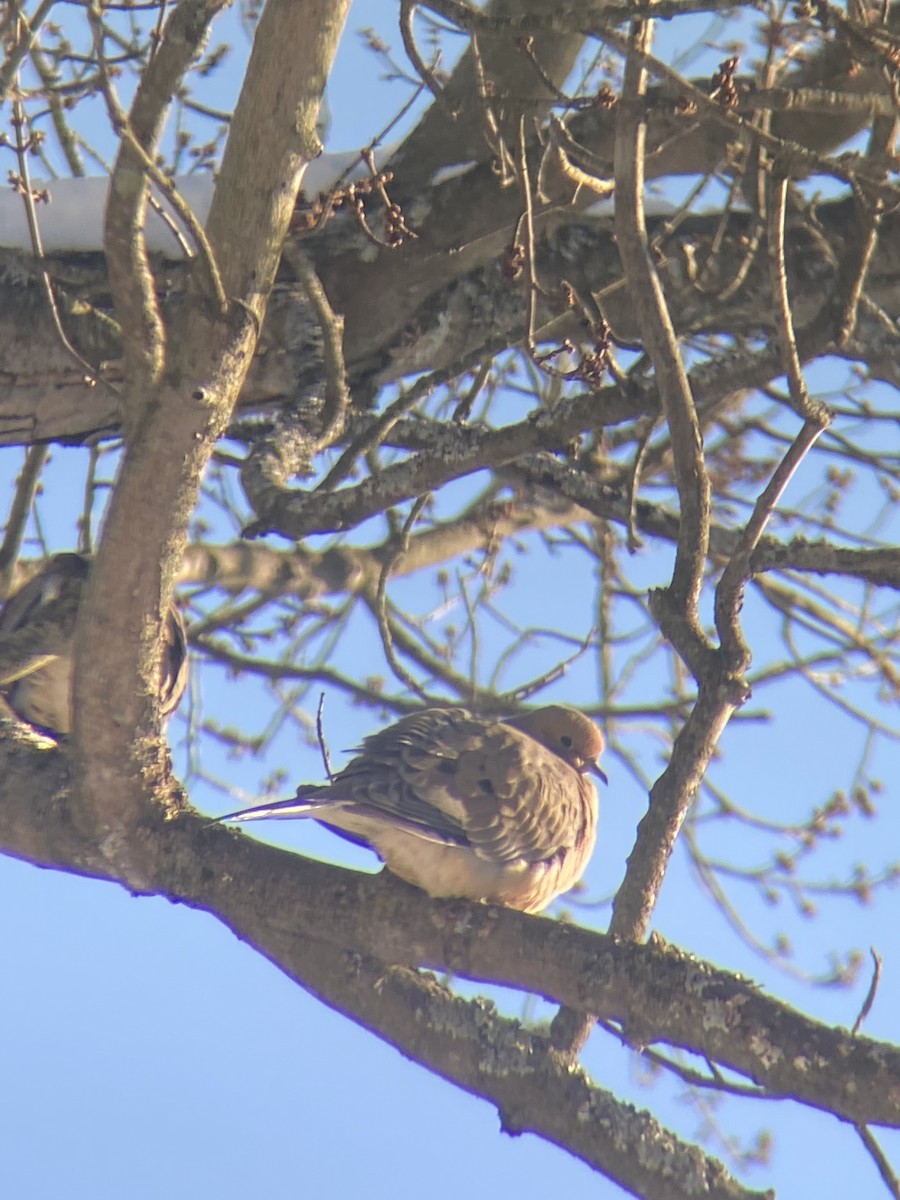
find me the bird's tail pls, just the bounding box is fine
[217,784,330,823]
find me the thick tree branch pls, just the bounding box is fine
[240,389,620,538]
[1,748,899,1136]
[72,0,351,883]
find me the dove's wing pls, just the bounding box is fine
[325,708,594,866]
[454,733,594,865]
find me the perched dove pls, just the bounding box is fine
[222,705,606,912]
[0,552,189,735]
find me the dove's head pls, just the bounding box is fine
[509,705,608,784]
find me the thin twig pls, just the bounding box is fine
[597,1020,770,1100]
[0,0,58,100]
[613,16,711,650]
[316,692,335,781]
[88,0,166,393]
[624,416,659,552]
[539,114,615,203]
[471,32,513,183]
[317,337,516,493]
[834,109,897,347]
[97,83,227,316]
[854,1124,900,1200]
[78,445,103,557]
[852,948,883,1037]
[714,416,830,668]
[11,99,111,391]
[452,360,492,423]
[502,628,597,704]
[284,246,351,453]
[399,0,450,111]
[375,495,434,701]
[317,377,440,493]
[89,0,229,408]
[766,173,822,422]
[517,115,541,356]
[0,446,48,587]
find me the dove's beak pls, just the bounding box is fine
[587,760,608,785]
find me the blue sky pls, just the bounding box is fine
[2,2,899,1197]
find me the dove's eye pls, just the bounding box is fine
[560,735,573,748]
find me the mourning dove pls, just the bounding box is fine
[221,705,606,912]
[0,552,189,735]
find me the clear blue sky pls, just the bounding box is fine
[2,3,899,1197]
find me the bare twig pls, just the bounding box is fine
[0,446,48,586]
[852,948,884,1037]
[315,692,335,781]
[284,246,351,453]
[833,110,897,347]
[90,0,229,413]
[0,0,58,100]
[597,1019,770,1101]
[399,0,450,110]
[854,1124,900,1200]
[613,17,711,667]
[10,99,111,391]
[714,416,830,668]
[516,115,543,357]
[766,173,825,423]
[93,26,228,316]
[375,495,434,700]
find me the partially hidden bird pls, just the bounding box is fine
[221,705,606,912]
[0,552,189,735]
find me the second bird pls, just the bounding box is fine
[222,704,606,913]
[0,552,189,735]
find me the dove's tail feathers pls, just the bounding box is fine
[218,784,333,824]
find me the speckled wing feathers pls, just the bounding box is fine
[323,709,487,844]
[300,708,592,866]
[452,724,592,865]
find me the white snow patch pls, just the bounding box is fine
[430,161,477,187]
[0,148,397,255]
